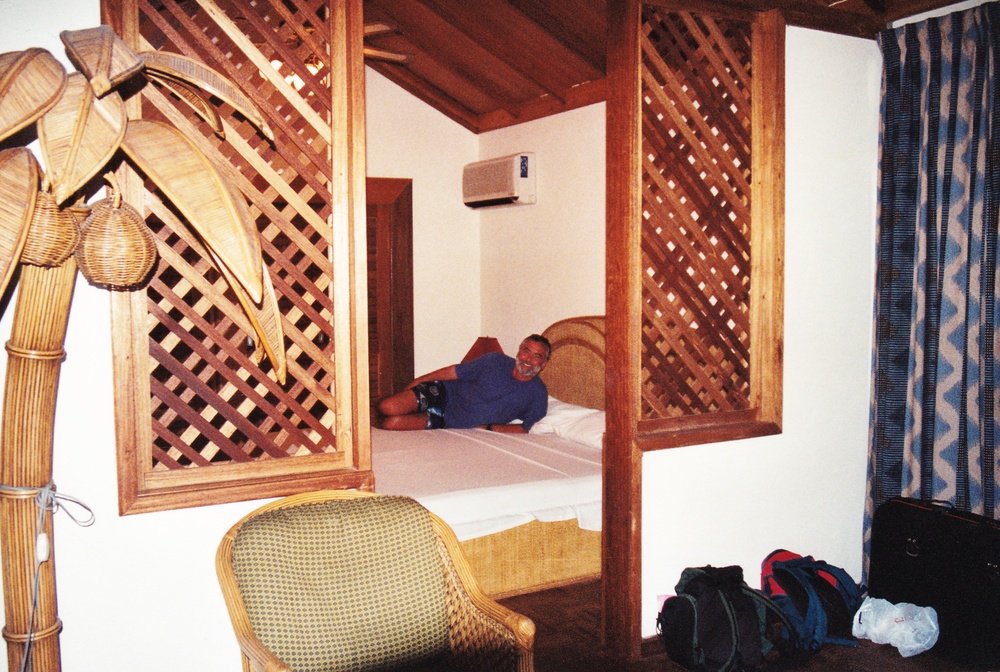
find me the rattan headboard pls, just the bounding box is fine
[538,316,605,411]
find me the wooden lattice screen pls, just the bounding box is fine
[604,2,783,657]
[109,0,371,513]
[639,7,753,420]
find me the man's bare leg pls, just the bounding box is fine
[379,412,430,430]
[377,389,429,430]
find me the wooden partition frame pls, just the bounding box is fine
[103,0,373,514]
[605,0,785,658]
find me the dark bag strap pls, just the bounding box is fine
[742,587,815,670]
[773,559,859,648]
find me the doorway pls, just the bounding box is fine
[366,178,414,403]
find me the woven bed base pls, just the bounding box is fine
[460,519,601,598]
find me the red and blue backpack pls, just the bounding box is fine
[760,549,864,652]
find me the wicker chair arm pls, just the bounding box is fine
[217,533,293,672]
[429,514,536,651]
[470,594,536,650]
[236,634,292,672]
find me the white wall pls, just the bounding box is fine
[478,105,606,353]
[640,27,882,634]
[365,70,480,373]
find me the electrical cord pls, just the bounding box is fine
[0,483,94,672]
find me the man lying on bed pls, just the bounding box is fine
[376,335,551,433]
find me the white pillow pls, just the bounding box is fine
[558,409,605,450]
[531,397,605,450]
[530,397,592,434]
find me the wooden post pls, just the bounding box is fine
[0,260,77,672]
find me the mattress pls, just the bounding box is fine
[371,427,602,541]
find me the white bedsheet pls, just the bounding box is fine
[371,427,602,541]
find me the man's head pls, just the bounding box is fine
[513,334,551,381]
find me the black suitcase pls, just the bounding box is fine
[869,497,1000,665]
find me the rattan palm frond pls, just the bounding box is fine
[37,72,127,205]
[119,118,263,304]
[0,48,67,143]
[60,25,144,97]
[0,148,39,297]
[140,51,274,141]
[206,248,287,384]
[147,75,226,138]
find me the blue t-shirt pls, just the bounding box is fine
[442,352,548,431]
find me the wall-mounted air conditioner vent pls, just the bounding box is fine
[462,152,536,208]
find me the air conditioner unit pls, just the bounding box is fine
[462,152,536,208]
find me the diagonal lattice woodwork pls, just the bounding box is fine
[135,0,345,471]
[639,7,753,420]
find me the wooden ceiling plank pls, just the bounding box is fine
[506,0,608,72]
[882,0,965,23]
[366,0,545,106]
[370,44,564,130]
[415,0,603,100]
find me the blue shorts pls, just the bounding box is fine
[412,381,447,429]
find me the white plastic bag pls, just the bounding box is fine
[852,596,939,657]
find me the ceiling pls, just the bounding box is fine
[362,0,964,134]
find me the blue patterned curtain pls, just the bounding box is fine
[865,1,1000,575]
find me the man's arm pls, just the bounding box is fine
[483,423,527,434]
[404,365,458,390]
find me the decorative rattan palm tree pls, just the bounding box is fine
[0,26,286,672]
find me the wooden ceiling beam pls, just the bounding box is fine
[652,0,966,37]
[881,0,964,23]
[646,0,885,37]
[476,78,608,134]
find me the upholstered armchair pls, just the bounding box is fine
[216,489,535,672]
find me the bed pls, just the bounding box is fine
[372,315,606,597]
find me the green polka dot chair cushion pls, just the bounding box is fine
[231,495,450,672]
